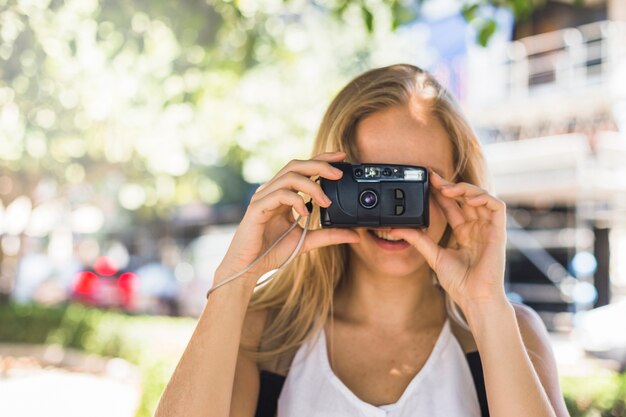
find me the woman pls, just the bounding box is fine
[155,64,570,417]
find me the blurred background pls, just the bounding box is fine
[1,0,625,416]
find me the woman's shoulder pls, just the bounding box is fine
[242,307,295,376]
[510,302,552,353]
[241,307,269,350]
[511,302,544,329]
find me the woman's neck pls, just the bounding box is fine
[332,261,446,334]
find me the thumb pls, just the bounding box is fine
[388,228,440,269]
[302,228,361,253]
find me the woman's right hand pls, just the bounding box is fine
[214,151,361,290]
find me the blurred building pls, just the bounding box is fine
[464,0,626,328]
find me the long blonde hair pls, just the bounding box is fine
[245,64,488,363]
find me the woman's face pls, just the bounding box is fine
[348,101,455,278]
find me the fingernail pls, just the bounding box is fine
[332,168,343,175]
[323,195,332,205]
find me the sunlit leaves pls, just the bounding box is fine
[0,0,547,231]
[507,0,543,21]
[461,3,480,22]
[477,19,497,47]
[390,1,418,31]
[361,5,373,32]
[463,0,546,46]
[0,9,26,45]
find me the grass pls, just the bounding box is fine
[1,301,625,416]
[0,301,194,417]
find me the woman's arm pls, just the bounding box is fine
[153,275,257,417]
[466,299,570,417]
[514,303,570,417]
[231,307,268,416]
[153,151,359,417]
[389,170,570,417]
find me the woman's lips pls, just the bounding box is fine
[366,229,410,251]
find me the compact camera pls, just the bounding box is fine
[319,162,429,228]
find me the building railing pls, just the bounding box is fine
[504,20,626,98]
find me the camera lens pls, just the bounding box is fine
[382,168,392,176]
[359,189,378,209]
[354,168,364,177]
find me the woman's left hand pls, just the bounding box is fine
[388,170,507,314]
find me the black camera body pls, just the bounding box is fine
[319,162,429,228]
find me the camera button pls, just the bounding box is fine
[395,189,404,200]
[395,205,405,215]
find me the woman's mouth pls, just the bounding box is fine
[367,229,410,250]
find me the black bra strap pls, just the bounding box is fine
[255,370,285,417]
[466,351,490,417]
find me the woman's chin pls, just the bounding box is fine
[377,262,428,278]
[351,251,429,278]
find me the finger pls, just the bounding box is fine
[248,189,309,222]
[431,187,465,230]
[387,228,440,270]
[451,193,479,221]
[462,201,479,221]
[439,182,486,199]
[311,151,348,162]
[301,227,361,253]
[464,194,507,229]
[429,169,483,196]
[475,205,492,221]
[463,192,502,210]
[430,169,505,230]
[272,152,346,182]
[252,171,331,208]
[448,184,506,225]
[255,152,346,195]
[447,188,507,230]
[464,194,493,221]
[429,169,457,190]
[436,180,484,221]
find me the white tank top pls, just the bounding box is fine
[277,319,482,417]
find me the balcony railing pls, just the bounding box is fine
[504,20,626,98]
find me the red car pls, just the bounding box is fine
[70,256,138,311]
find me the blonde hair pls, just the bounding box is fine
[245,64,488,364]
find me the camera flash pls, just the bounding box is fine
[404,168,425,181]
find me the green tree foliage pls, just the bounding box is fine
[0,0,546,229]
